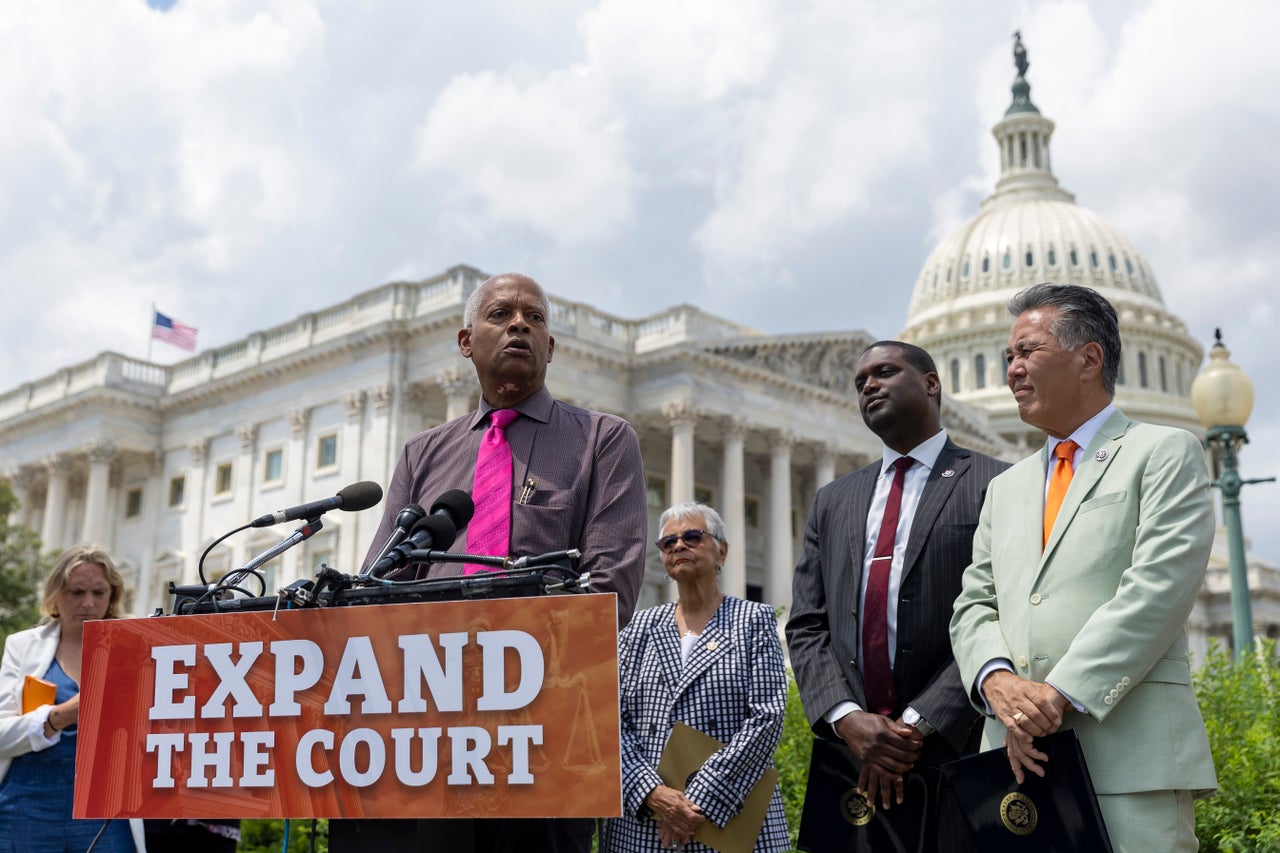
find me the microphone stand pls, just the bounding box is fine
[243,517,324,574]
[182,518,323,614]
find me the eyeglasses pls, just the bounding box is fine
[655,529,713,553]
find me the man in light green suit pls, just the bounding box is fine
[950,283,1217,852]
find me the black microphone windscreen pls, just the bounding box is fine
[338,481,384,512]
[396,503,426,526]
[431,489,475,527]
[411,513,458,551]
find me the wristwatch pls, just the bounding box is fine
[902,706,935,737]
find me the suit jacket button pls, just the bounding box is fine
[649,724,657,734]
[1104,695,1114,705]
[1122,677,1130,685]
[1017,656,1029,669]
[1029,593,1043,605]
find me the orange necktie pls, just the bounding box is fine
[1043,440,1079,548]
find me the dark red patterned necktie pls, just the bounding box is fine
[862,456,914,716]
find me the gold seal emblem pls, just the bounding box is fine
[839,789,875,826]
[999,791,1037,835]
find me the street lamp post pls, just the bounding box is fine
[1190,329,1274,658]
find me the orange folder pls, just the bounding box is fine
[22,674,57,713]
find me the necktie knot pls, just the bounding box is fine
[1054,440,1079,463]
[892,456,915,477]
[489,409,519,431]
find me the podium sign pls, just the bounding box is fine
[73,594,621,820]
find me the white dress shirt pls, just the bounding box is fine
[826,428,949,723]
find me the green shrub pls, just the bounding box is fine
[776,670,816,852]
[1194,639,1280,853]
[238,818,327,853]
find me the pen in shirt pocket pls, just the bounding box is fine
[518,479,536,504]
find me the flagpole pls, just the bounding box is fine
[147,302,155,362]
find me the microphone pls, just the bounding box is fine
[367,490,474,577]
[366,503,426,571]
[369,515,457,576]
[250,481,383,528]
[429,489,475,530]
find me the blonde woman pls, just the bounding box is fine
[0,545,142,852]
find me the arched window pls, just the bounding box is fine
[1002,250,1012,270]
[962,258,971,278]
[1138,352,1149,388]
[982,255,990,273]
[1090,250,1100,268]
[1025,249,1034,267]
[950,359,961,394]
[1047,246,1057,266]
[1158,356,1168,392]
[974,354,987,389]
[1070,247,1079,266]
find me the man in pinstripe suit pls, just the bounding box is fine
[787,341,1007,852]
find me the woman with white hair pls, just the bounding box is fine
[601,502,790,852]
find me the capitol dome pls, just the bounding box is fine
[901,35,1204,448]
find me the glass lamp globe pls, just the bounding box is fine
[1191,330,1254,429]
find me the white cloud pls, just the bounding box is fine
[580,0,780,100]
[414,66,636,244]
[692,3,943,285]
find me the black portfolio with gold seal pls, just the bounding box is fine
[939,728,1113,852]
[797,737,929,853]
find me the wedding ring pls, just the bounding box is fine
[1012,711,1025,724]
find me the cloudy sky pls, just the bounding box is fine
[2,0,1278,561]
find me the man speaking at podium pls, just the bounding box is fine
[337,271,647,853]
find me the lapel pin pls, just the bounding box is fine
[941,469,955,478]
[1094,449,1108,462]
[706,641,719,651]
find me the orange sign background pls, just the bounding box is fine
[73,594,620,820]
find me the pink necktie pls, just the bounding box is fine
[862,456,914,716]
[465,409,519,574]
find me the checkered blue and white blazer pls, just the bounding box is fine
[599,595,790,852]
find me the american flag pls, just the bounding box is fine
[152,310,198,352]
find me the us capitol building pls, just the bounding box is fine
[2,39,1275,657]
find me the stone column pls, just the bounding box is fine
[439,367,479,422]
[41,454,73,551]
[234,424,258,561]
[136,451,165,615]
[81,440,116,545]
[719,419,747,598]
[182,439,209,584]
[767,432,794,616]
[664,402,697,602]
[6,467,36,529]
[343,389,376,573]
[815,445,836,491]
[284,409,311,582]
[341,391,366,479]
[400,384,429,446]
[665,402,697,506]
